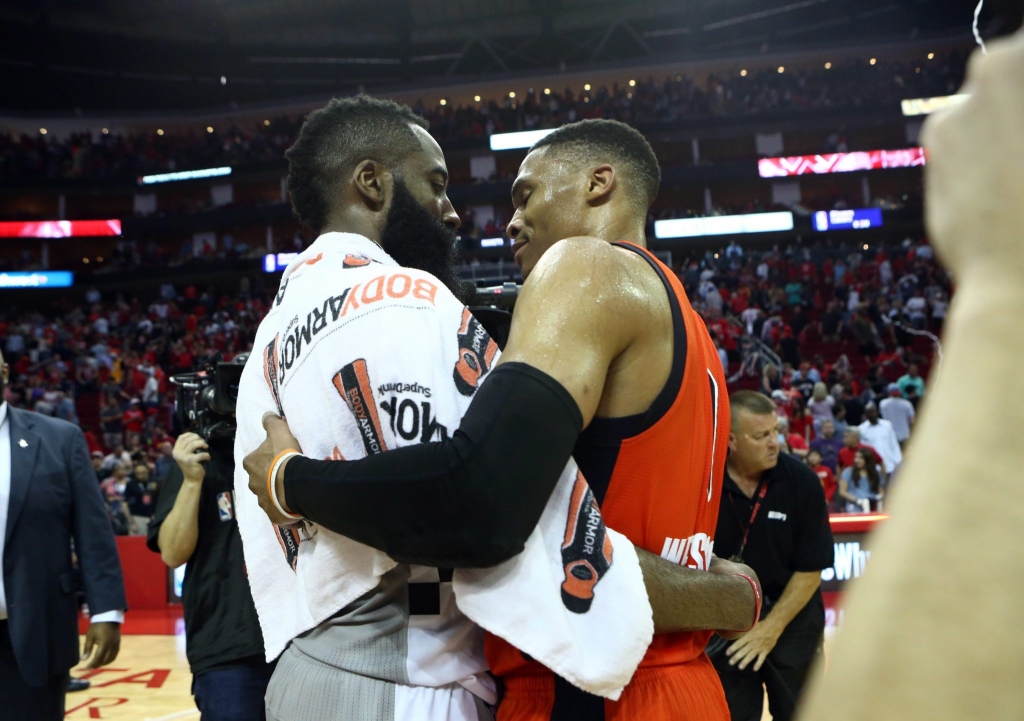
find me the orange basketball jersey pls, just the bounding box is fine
[486,241,732,720]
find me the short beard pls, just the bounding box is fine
[380,178,473,304]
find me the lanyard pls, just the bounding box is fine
[732,476,769,561]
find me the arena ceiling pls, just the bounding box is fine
[0,0,1017,113]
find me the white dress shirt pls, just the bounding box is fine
[0,402,122,624]
[858,417,904,475]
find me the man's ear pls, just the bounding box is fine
[728,432,738,453]
[586,164,616,205]
[352,159,390,209]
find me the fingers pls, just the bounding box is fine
[86,641,117,669]
[262,412,281,430]
[81,630,96,663]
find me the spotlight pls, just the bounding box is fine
[157,129,164,135]
[584,84,591,91]
[474,95,481,102]
[870,58,877,65]
[440,99,447,106]
[543,88,550,95]
[82,258,89,264]
[740,69,747,77]
[39,128,47,135]
[927,52,934,60]
[509,91,516,98]
[263,119,270,126]
[220,76,227,85]
[102,128,109,134]
[824,62,832,69]
[629,79,636,87]
[778,66,785,74]
[207,126,214,133]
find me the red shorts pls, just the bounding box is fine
[497,654,729,721]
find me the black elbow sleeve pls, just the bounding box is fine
[284,362,583,568]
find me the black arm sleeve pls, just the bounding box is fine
[285,362,583,568]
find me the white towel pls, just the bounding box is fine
[234,232,653,700]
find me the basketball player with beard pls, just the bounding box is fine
[248,111,761,720]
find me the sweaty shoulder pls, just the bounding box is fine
[526,237,664,321]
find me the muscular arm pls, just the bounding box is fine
[277,239,637,568]
[157,475,201,568]
[639,550,760,633]
[155,435,210,569]
[759,570,820,637]
[264,240,756,627]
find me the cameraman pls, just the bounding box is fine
[147,430,273,720]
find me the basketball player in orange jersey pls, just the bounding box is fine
[246,118,753,720]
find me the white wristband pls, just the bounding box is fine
[270,451,304,521]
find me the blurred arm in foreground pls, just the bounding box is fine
[798,29,1024,721]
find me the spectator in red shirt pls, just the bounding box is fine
[837,427,884,477]
[780,417,809,459]
[807,449,837,509]
[122,399,144,445]
[789,394,815,444]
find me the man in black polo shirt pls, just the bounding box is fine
[711,390,834,721]
[148,431,273,720]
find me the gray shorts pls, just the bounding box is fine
[266,645,496,721]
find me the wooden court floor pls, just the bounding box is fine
[66,634,195,721]
[64,614,823,719]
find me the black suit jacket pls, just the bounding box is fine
[3,406,127,687]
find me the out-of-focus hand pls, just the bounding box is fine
[922,30,1024,286]
[81,622,121,669]
[725,617,783,672]
[242,413,303,526]
[709,555,762,639]
[172,433,209,485]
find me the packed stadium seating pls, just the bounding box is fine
[0,43,952,532]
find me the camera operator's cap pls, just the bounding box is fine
[888,383,902,396]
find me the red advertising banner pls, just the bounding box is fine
[0,219,122,238]
[758,147,926,177]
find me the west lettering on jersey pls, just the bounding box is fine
[659,532,714,571]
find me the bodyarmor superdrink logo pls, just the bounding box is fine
[453,308,499,397]
[275,525,301,572]
[333,359,389,457]
[560,473,614,614]
[262,334,285,418]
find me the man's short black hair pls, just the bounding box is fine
[529,119,661,215]
[285,95,429,234]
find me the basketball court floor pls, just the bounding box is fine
[65,601,844,719]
